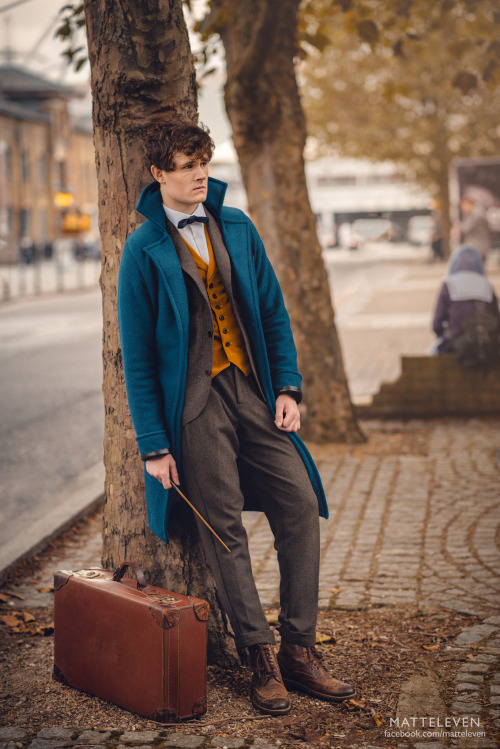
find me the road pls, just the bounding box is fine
[0,289,103,548]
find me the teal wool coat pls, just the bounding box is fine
[117,178,328,542]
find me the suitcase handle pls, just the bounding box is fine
[112,561,147,590]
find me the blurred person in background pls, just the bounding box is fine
[430,244,500,366]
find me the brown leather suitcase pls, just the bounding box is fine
[53,562,209,722]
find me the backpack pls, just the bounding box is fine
[452,301,500,369]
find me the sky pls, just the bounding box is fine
[0,0,230,143]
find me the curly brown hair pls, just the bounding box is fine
[144,121,214,172]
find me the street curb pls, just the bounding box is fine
[0,461,105,586]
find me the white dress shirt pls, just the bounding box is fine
[163,203,209,264]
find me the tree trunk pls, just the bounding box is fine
[84,0,238,666]
[437,166,452,259]
[211,0,363,443]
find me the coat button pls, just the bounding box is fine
[219,315,224,321]
[215,305,221,310]
[222,328,227,334]
[208,331,213,338]
[212,293,217,299]
[205,369,211,376]
[209,283,214,288]
[225,342,230,347]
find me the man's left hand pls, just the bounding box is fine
[274,394,301,432]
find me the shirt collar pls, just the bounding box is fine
[163,202,206,227]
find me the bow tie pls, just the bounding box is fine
[177,215,209,229]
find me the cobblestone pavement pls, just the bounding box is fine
[246,420,500,618]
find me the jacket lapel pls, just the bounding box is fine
[165,220,210,305]
[206,209,262,388]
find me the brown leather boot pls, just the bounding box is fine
[277,641,355,702]
[249,643,291,715]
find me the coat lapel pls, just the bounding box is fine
[206,209,262,388]
[165,220,210,305]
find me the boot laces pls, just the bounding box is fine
[259,644,280,678]
[306,645,325,664]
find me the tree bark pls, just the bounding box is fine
[84,0,238,666]
[211,0,363,443]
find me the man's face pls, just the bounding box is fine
[152,152,209,213]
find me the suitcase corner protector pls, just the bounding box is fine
[53,570,74,591]
[193,601,209,622]
[148,708,180,723]
[148,606,180,629]
[52,663,68,685]
[192,696,207,717]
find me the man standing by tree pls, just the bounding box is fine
[117,121,355,715]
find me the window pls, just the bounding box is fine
[21,151,30,181]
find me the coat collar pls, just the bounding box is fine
[136,177,229,230]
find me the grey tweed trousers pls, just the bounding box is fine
[181,364,320,651]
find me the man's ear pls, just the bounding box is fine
[151,165,164,183]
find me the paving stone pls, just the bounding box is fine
[117,745,152,749]
[483,616,500,626]
[451,701,482,712]
[77,732,111,743]
[249,740,280,749]
[455,692,480,700]
[490,685,500,695]
[37,731,75,741]
[489,695,500,704]
[471,654,498,664]
[28,742,73,749]
[458,663,490,674]
[492,673,500,682]
[119,733,159,743]
[455,673,485,685]
[0,730,27,742]
[165,737,205,748]
[454,625,498,645]
[211,738,245,748]
[456,682,483,691]
[413,744,444,749]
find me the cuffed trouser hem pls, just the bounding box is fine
[278,625,317,647]
[235,629,276,650]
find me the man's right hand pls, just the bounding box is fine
[145,454,179,489]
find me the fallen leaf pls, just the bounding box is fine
[345,698,366,710]
[0,593,10,603]
[330,587,340,594]
[0,614,22,627]
[423,642,440,651]
[36,586,54,594]
[22,612,36,623]
[315,632,336,644]
[265,612,279,624]
[4,591,25,601]
[371,710,383,726]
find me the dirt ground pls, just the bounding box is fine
[0,422,493,745]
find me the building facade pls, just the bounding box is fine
[0,66,97,263]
